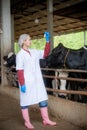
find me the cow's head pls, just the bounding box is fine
[3,52,16,67]
[45,43,68,68]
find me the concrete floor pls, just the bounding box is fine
[0,92,85,130]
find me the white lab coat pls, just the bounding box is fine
[16,49,48,107]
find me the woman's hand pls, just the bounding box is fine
[21,85,26,93]
[44,32,50,42]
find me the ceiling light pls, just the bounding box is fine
[34,18,39,24]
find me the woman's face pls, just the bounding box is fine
[23,36,31,48]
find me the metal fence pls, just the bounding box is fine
[41,68,87,96]
[2,67,87,96]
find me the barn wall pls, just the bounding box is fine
[48,95,87,129]
[0,85,87,129]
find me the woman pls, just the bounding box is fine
[16,32,56,129]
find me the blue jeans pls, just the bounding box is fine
[21,100,48,109]
[39,100,48,108]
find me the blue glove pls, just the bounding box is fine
[44,32,50,42]
[21,85,26,93]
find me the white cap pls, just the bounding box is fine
[18,34,29,47]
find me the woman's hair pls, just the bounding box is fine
[18,34,30,47]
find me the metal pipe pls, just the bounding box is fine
[41,68,87,73]
[43,75,87,82]
[46,88,87,96]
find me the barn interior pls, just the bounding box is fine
[0,0,87,128]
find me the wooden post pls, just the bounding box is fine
[1,0,12,86]
[47,0,54,52]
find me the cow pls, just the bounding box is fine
[44,43,87,69]
[41,43,87,103]
[3,52,18,87]
[3,52,16,67]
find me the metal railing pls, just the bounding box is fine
[41,68,87,96]
[2,67,87,96]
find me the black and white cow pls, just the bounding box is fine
[40,43,87,103]
[3,52,18,87]
[3,52,16,67]
[45,43,87,69]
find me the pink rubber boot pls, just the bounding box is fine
[40,107,56,126]
[21,109,34,129]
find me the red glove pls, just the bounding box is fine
[17,70,25,86]
[43,42,50,58]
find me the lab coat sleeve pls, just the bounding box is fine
[16,53,25,85]
[37,50,44,59]
[16,53,24,70]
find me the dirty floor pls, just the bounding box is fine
[0,92,85,130]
